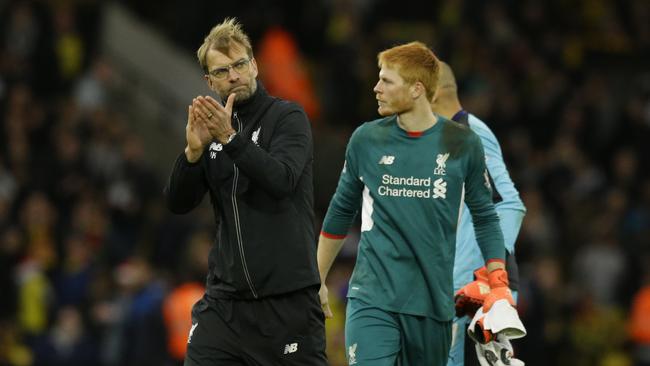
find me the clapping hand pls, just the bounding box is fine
[192,94,237,144]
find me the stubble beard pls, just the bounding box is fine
[230,79,257,104]
[379,95,412,116]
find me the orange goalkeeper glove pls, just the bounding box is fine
[454,266,491,317]
[482,268,515,312]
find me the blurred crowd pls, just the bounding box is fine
[1,0,650,365]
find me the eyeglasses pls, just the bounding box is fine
[208,58,251,80]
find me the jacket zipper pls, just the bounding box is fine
[231,111,258,298]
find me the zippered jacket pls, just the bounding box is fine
[164,82,320,299]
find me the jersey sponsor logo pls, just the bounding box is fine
[209,142,223,159]
[348,343,358,365]
[432,178,447,199]
[251,126,261,145]
[283,342,298,354]
[378,174,432,198]
[188,322,198,343]
[377,174,452,200]
[434,152,449,175]
[378,155,395,165]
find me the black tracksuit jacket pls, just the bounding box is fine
[164,82,320,300]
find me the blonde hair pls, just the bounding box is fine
[197,17,253,73]
[377,41,440,100]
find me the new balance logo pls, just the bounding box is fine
[434,153,449,175]
[284,343,298,354]
[378,155,395,165]
[188,323,198,344]
[432,178,447,199]
[209,142,223,159]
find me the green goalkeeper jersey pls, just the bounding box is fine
[321,115,505,321]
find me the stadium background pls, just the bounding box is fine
[1,0,649,365]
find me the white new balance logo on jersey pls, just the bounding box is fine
[284,343,298,354]
[433,178,447,199]
[378,155,395,165]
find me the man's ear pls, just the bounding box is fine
[250,57,259,78]
[411,82,425,99]
[204,74,213,89]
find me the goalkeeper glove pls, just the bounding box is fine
[482,268,515,312]
[455,266,490,317]
[475,333,525,366]
[469,299,527,344]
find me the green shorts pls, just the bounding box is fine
[345,297,452,366]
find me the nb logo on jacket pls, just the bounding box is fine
[209,142,223,159]
[283,343,298,354]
